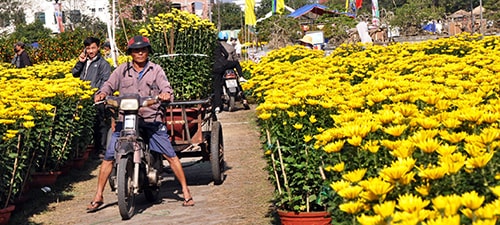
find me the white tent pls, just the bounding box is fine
[256,6,295,23]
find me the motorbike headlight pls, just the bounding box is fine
[120,98,139,110]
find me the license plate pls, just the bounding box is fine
[124,115,136,130]
[225,79,238,88]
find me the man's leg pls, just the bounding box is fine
[212,70,224,112]
[91,160,113,202]
[93,104,108,157]
[87,129,119,211]
[164,155,194,206]
[147,122,194,206]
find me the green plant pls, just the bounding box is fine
[141,9,217,100]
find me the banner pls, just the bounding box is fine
[371,0,380,26]
[54,2,64,33]
[272,0,285,14]
[245,0,256,26]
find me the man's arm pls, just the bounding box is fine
[155,67,174,102]
[71,61,84,78]
[20,52,32,67]
[94,65,122,102]
[96,59,112,88]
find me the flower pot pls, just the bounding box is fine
[73,157,86,169]
[60,161,74,176]
[0,205,15,225]
[278,210,332,225]
[30,171,62,188]
[81,148,92,161]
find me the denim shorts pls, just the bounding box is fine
[104,121,177,161]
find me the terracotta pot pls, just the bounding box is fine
[60,161,74,176]
[0,205,15,225]
[81,149,92,161]
[30,171,62,188]
[278,210,332,225]
[73,157,86,169]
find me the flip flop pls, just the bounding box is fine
[86,201,104,212]
[182,198,195,207]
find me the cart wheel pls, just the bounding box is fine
[210,121,224,185]
[228,96,235,112]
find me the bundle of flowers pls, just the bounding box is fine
[244,33,500,224]
[140,8,217,100]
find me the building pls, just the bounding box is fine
[20,0,215,34]
[24,0,110,33]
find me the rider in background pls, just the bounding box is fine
[71,37,112,159]
[87,35,194,212]
[212,32,249,113]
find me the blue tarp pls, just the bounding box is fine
[288,4,331,18]
[423,23,436,32]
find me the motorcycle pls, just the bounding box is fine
[221,69,247,112]
[103,94,166,220]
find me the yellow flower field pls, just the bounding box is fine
[245,33,500,224]
[0,55,131,208]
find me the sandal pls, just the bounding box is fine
[182,197,195,207]
[86,201,104,212]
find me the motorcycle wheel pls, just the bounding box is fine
[117,155,135,220]
[228,96,235,112]
[210,121,224,185]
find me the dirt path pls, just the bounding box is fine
[10,105,276,225]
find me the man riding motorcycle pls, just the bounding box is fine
[212,32,249,113]
[87,35,194,212]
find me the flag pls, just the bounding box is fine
[371,0,380,26]
[356,0,363,9]
[54,2,64,32]
[245,0,256,26]
[272,0,285,14]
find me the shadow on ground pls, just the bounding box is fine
[9,159,101,225]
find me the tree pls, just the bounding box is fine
[9,20,52,44]
[0,0,25,31]
[211,2,243,30]
[389,0,444,35]
[256,15,301,49]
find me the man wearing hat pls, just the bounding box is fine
[298,35,314,49]
[12,41,32,68]
[87,35,194,212]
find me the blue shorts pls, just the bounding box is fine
[104,121,177,160]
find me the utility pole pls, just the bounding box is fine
[217,0,221,31]
[479,0,483,34]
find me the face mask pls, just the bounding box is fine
[14,48,19,53]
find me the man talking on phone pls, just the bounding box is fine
[72,37,112,159]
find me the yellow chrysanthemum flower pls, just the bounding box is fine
[461,191,484,210]
[397,193,430,213]
[343,168,367,183]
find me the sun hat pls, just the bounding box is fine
[299,35,313,45]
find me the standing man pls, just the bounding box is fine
[71,37,112,158]
[87,35,194,212]
[12,41,32,68]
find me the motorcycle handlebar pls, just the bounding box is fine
[93,95,168,108]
